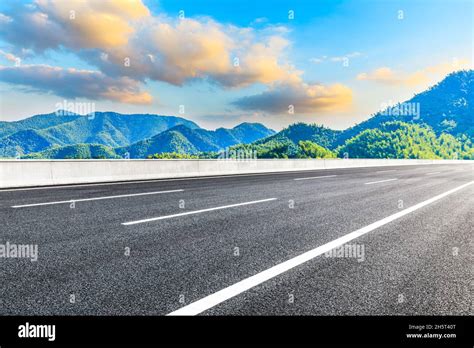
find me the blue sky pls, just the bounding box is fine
[0,0,472,130]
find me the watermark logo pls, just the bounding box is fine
[325,243,365,262]
[55,100,96,120]
[0,242,38,262]
[288,9,295,20]
[217,147,257,161]
[397,9,404,20]
[380,100,420,119]
[18,322,55,342]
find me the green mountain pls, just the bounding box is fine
[3,70,473,160]
[336,121,473,159]
[227,70,474,160]
[0,129,60,157]
[228,139,336,159]
[0,112,82,139]
[254,123,341,150]
[336,69,474,146]
[117,123,275,158]
[215,123,275,144]
[0,111,200,157]
[22,144,120,159]
[221,122,340,159]
[24,122,275,159]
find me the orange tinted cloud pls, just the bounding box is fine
[35,0,149,48]
[357,60,471,86]
[0,64,152,104]
[233,82,352,114]
[0,0,350,112]
[1,1,302,88]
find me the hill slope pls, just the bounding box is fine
[0,111,200,157]
[336,69,474,146]
[22,144,120,159]
[0,129,61,157]
[0,112,82,139]
[117,123,275,158]
[224,123,340,159]
[336,121,473,159]
[254,123,341,149]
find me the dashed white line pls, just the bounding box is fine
[425,172,441,175]
[364,178,398,185]
[294,175,337,181]
[167,180,474,316]
[121,198,278,225]
[11,189,184,208]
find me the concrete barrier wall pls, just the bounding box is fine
[0,159,472,188]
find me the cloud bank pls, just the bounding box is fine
[233,82,352,114]
[0,0,351,113]
[0,64,152,104]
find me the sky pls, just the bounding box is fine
[0,0,472,130]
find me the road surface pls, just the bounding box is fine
[0,163,472,315]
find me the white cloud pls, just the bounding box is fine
[330,52,361,62]
[310,52,361,64]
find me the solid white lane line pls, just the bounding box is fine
[167,180,474,316]
[121,198,277,226]
[376,170,397,173]
[11,189,183,208]
[294,175,337,181]
[425,172,441,175]
[364,178,398,185]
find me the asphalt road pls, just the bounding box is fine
[0,164,472,315]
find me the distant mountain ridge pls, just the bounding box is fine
[117,122,275,158]
[22,122,276,159]
[0,112,82,139]
[0,111,200,157]
[4,70,474,159]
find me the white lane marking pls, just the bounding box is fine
[11,189,183,208]
[167,180,474,316]
[376,170,397,173]
[294,175,337,181]
[122,198,277,226]
[425,172,441,175]
[364,178,398,185]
